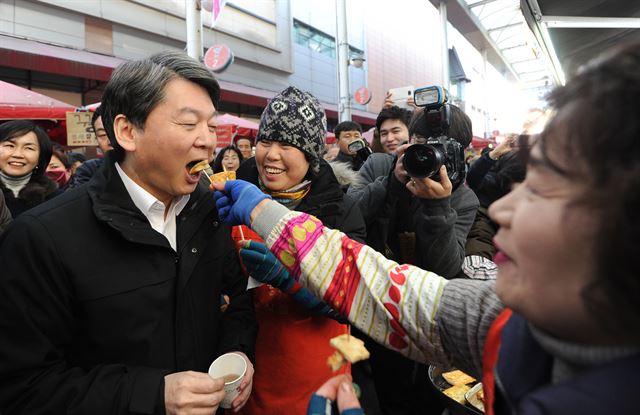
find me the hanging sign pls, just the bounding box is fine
[204,44,234,73]
[354,87,372,105]
[66,111,97,146]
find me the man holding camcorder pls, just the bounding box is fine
[333,120,371,171]
[347,86,479,415]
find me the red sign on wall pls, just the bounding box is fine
[216,124,234,147]
[204,44,234,73]
[354,87,372,105]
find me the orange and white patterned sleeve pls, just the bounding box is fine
[252,201,451,364]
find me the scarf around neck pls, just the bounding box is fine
[258,178,312,209]
[0,170,32,197]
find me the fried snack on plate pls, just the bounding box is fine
[188,160,211,175]
[443,384,471,405]
[326,334,370,372]
[442,369,476,386]
[209,170,236,182]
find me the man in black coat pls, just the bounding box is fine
[0,51,257,414]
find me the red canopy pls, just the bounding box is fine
[0,80,75,120]
[215,113,259,148]
[217,113,258,139]
[471,136,496,149]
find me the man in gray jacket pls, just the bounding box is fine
[347,104,479,415]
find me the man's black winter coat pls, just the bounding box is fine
[0,155,257,414]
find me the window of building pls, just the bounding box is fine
[293,19,363,60]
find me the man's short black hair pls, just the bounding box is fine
[375,106,412,132]
[101,51,220,161]
[67,152,87,164]
[334,121,362,139]
[408,104,473,148]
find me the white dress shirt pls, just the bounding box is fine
[115,163,190,251]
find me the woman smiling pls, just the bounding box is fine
[0,120,57,217]
[234,87,366,415]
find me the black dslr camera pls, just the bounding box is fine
[402,86,466,188]
[347,138,372,163]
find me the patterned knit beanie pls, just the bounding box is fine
[256,86,327,174]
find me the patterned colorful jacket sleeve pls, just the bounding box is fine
[253,202,449,363]
[252,201,504,375]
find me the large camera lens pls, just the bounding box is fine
[403,144,445,178]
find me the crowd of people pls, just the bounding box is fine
[0,41,638,415]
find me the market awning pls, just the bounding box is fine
[471,135,496,149]
[217,113,259,139]
[0,80,75,120]
[215,113,259,147]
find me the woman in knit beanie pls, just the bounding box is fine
[234,86,366,415]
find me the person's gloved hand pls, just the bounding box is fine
[308,375,363,415]
[213,180,271,226]
[239,240,347,324]
[238,240,290,287]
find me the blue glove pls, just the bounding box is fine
[214,180,272,226]
[240,240,348,324]
[307,395,364,415]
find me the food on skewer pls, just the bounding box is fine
[189,160,211,175]
[209,170,236,182]
[326,333,370,372]
[188,160,236,184]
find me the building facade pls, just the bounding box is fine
[0,0,521,142]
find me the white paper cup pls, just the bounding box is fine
[208,352,248,409]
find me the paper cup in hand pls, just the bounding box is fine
[208,352,248,409]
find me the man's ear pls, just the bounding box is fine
[113,114,138,152]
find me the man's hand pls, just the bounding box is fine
[383,92,417,111]
[393,144,411,183]
[229,352,254,413]
[383,91,394,109]
[212,180,272,226]
[406,165,453,199]
[308,374,363,415]
[164,371,225,415]
[489,134,517,160]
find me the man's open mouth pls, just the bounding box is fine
[187,159,209,175]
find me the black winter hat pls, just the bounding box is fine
[256,86,327,174]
